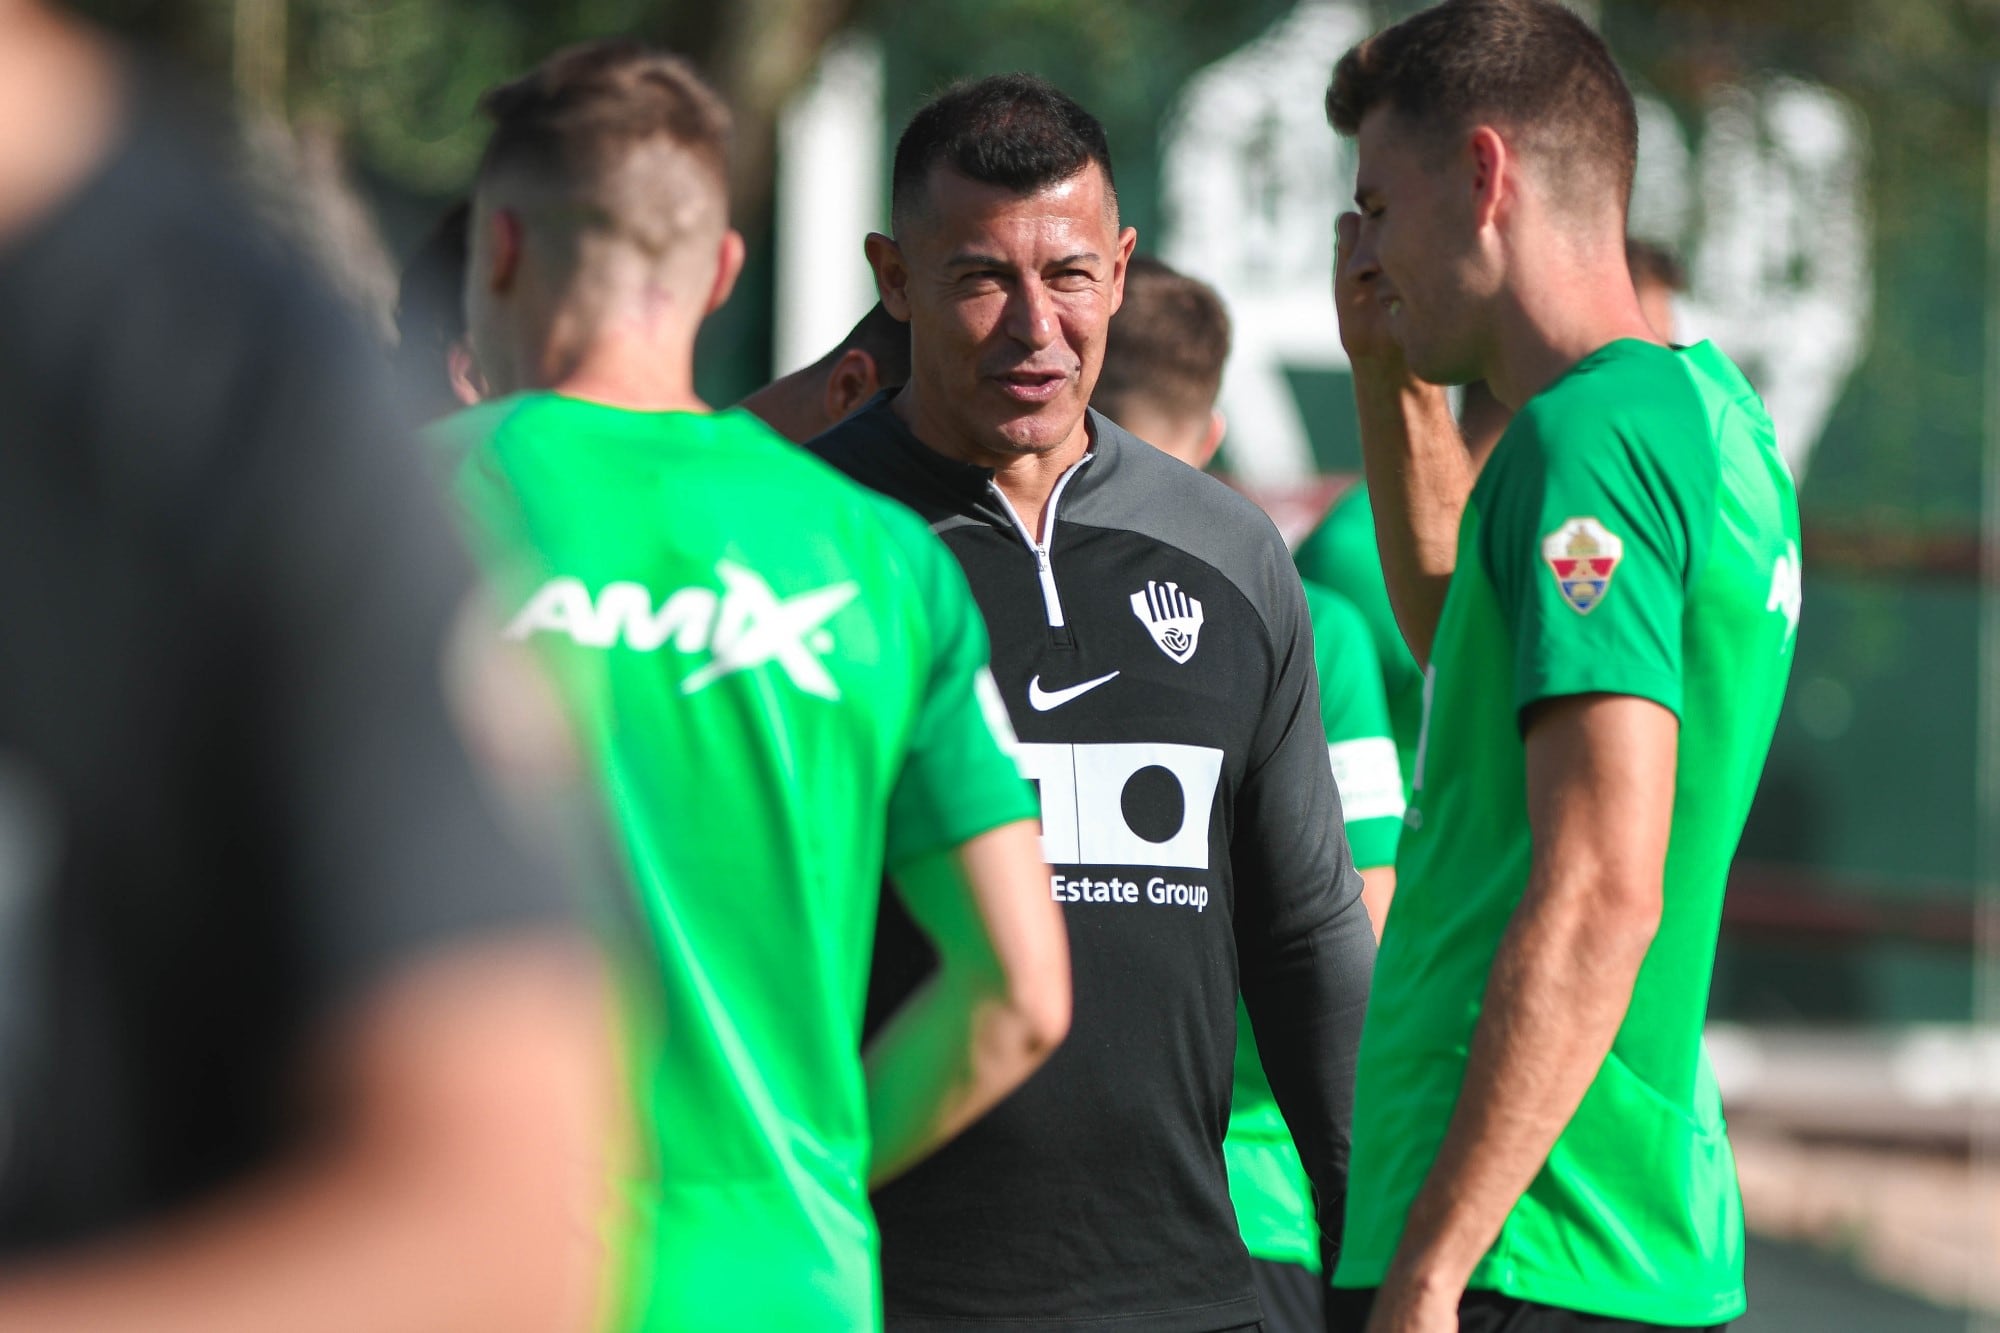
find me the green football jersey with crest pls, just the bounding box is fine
[1334,341,1800,1325]
[430,395,1038,1333]
[1224,581,1402,1270]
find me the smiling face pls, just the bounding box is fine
[1351,108,1501,386]
[872,163,1135,466]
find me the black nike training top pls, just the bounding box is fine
[814,397,1376,1333]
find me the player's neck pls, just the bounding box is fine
[0,8,122,247]
[534,321,708,415]
[892,380,1091,538]
[1486,266,1662,412]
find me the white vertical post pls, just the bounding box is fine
[772,34,886,378]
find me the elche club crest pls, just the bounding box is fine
[1541,517,1623,614]
[1131,579,1204,663]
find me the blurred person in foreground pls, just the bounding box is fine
[811,74,1374,1333]
[1294,237,1684,792]
[0,5,613,1331]
[393,197,485,422]
[1097,254,1402,1333]
[435,41,1070,1332]
[1322,2,1799,1330]
[740,300,911,442]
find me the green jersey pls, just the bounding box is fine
[1225,581,1402,1269]
[430,396,1038,1333]
[1334,341,1799,1325]
[1294,483,1425,785]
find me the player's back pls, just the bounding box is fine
[436,396,944,1331]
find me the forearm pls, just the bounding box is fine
[1380,885,1655,1297]
[0,941,610,1333]
[1353,365,1472,665]
[863,968,1054,1186]
[1357,864,1396,943]
[1242,884,1376,1266]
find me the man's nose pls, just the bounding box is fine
[1002,276,1059,350]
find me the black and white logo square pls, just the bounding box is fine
[1131,580,1204,664]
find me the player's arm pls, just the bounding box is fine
[862,512,1070,1187]
[1309,585,1406,938]
[1334,211,1472,665]
[0,938,613,1333]
[867,819,1070,1186]
[1233,562,1377,1276]
[1363,695,1673,1333]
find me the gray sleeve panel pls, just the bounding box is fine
[1079,413,1376,1265]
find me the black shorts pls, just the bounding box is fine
[1325,1287,1731,1333]
[1249,1257,1326,1333]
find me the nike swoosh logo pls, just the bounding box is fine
[1027,670,1121,712]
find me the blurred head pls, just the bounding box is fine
[1626,236,1684,342]
[466,40,744,397]
[738,302,911,443]
[1327,0,1639,384]
[393,199,485,421]
[867,73,1136,466]
[1093,255,1230,470]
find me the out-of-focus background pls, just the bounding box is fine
[76,0,2000,1326]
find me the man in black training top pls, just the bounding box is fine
[812,74,1375,1333]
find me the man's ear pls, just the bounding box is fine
[706,228,747,316]
[447,338,486,407]
[1468,125,1509,232]
[485,208,523,293]
[1195,408,1226,471]
[823,349,882,424]
[1107,225,1139,317]
[865,232,912,322]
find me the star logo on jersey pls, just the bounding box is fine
[503,561,858,700]
[1130,580,1204,663]
[1541,517,1624,615]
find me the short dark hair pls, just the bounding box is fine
[476,39,731,201]
[1326,0,1638,212]
[839,302,911,390]
[1626,237,1685,292]
[891,73,1116,230]
[1093,256,1231,425]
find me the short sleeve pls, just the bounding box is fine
[1304,584,1403,870]
[879,508,1039,869]
[1477,398,1695,722]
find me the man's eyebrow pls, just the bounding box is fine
[1048,252,1102,268]
[944,251,1013,269]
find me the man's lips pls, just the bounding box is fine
[990,369,1069,403]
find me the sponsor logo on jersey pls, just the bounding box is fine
[502,562,858,700]
[1014,741,1224,870]
[1767,540,1803,646]
[1541,517,1624,614]
[1130,580,1205,663]
[1027,670,1121,712]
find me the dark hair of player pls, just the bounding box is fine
[1625,236,1686,292]
[841,301,912,389]
[395,199,469,358]
[890,72,1116,232]
[1325,0,1638,214]
[1093,255,1230,425]
[476,38,731,205]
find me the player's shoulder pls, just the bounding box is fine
[1078,412,1299,613]
[1514,340,1707,455]
[1302,579,1370,640]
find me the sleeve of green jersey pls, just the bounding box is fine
[877,506,1039,870]
[1303,582,1403,870]
[1478,394,1695,722]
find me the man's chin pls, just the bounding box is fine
[985,402,1087,457]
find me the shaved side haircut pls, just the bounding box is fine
[1325,0,1638,216]
[1094,255,1230,424]
[477,39,732,262]
[838,301,912,390]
